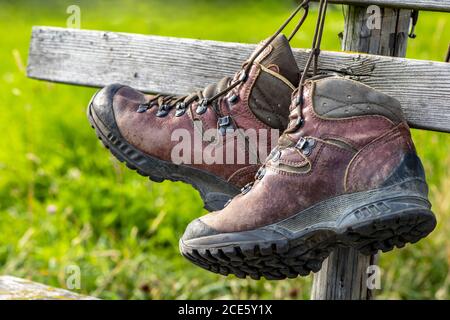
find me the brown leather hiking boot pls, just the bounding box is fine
[180,76,437,280]
[87,34,300,211]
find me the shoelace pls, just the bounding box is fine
[237,0,329,197]
[137,0,312,120]
[289,0,329,132]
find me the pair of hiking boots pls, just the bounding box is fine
[87,0,436,280]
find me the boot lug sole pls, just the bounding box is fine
[180,184,436,280]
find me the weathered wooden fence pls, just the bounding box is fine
[25,0,450,300]
[27,27,450,132]
[321,0,450,12]
[0,276,96,300]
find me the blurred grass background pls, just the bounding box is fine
[0,0,449,299]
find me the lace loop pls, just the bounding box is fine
[137,0,312,120]
[195,98,209,115]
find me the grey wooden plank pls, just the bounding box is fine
[343,6,411,56]
[314,0,450,12]
[311,250,376,299]
[27,26,450,133]
[0,276,97,300]
[311,5,410,301]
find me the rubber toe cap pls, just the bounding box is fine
[89,84,125,129]
[182,218,220,241]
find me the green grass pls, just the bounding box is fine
[0,0,449,299]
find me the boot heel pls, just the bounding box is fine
[338,194,436,255]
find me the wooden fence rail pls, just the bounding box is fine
[26,1,450,300]
[28,27,450,133]
[313,0,450,12]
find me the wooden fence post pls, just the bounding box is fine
[311,4,412,300]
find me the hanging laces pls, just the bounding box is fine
[236,0,330,197]
[137,0,312,120]
[287,0,329,133]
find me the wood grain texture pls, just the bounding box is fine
[342,6,412,56]
[0,276,97,300]
[27,27,450,132]
[311,250,378,299]
[311,5,411,301]
[313,0,450,12]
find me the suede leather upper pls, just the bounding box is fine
[185,77,417,236]
[91,34,300,188]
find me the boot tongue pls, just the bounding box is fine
[251,34,300,86]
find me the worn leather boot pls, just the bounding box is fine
[88,34,300,211]
[180,76,437,280]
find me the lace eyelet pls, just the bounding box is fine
[175,109,186,117]
[302,147,312,156]
[296,137,308,150]
[156,104,170,117]
[272,150,281,162]
[294,117,304,130]
[255,167,266,180]
[238,71,248,82]
[295,137,316,156]
[218,116,234,136]
[241,182,253,195]
[196,99,208,115]
[227,94,239,106]
[175,102,187,117]
[137,104,149,113]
